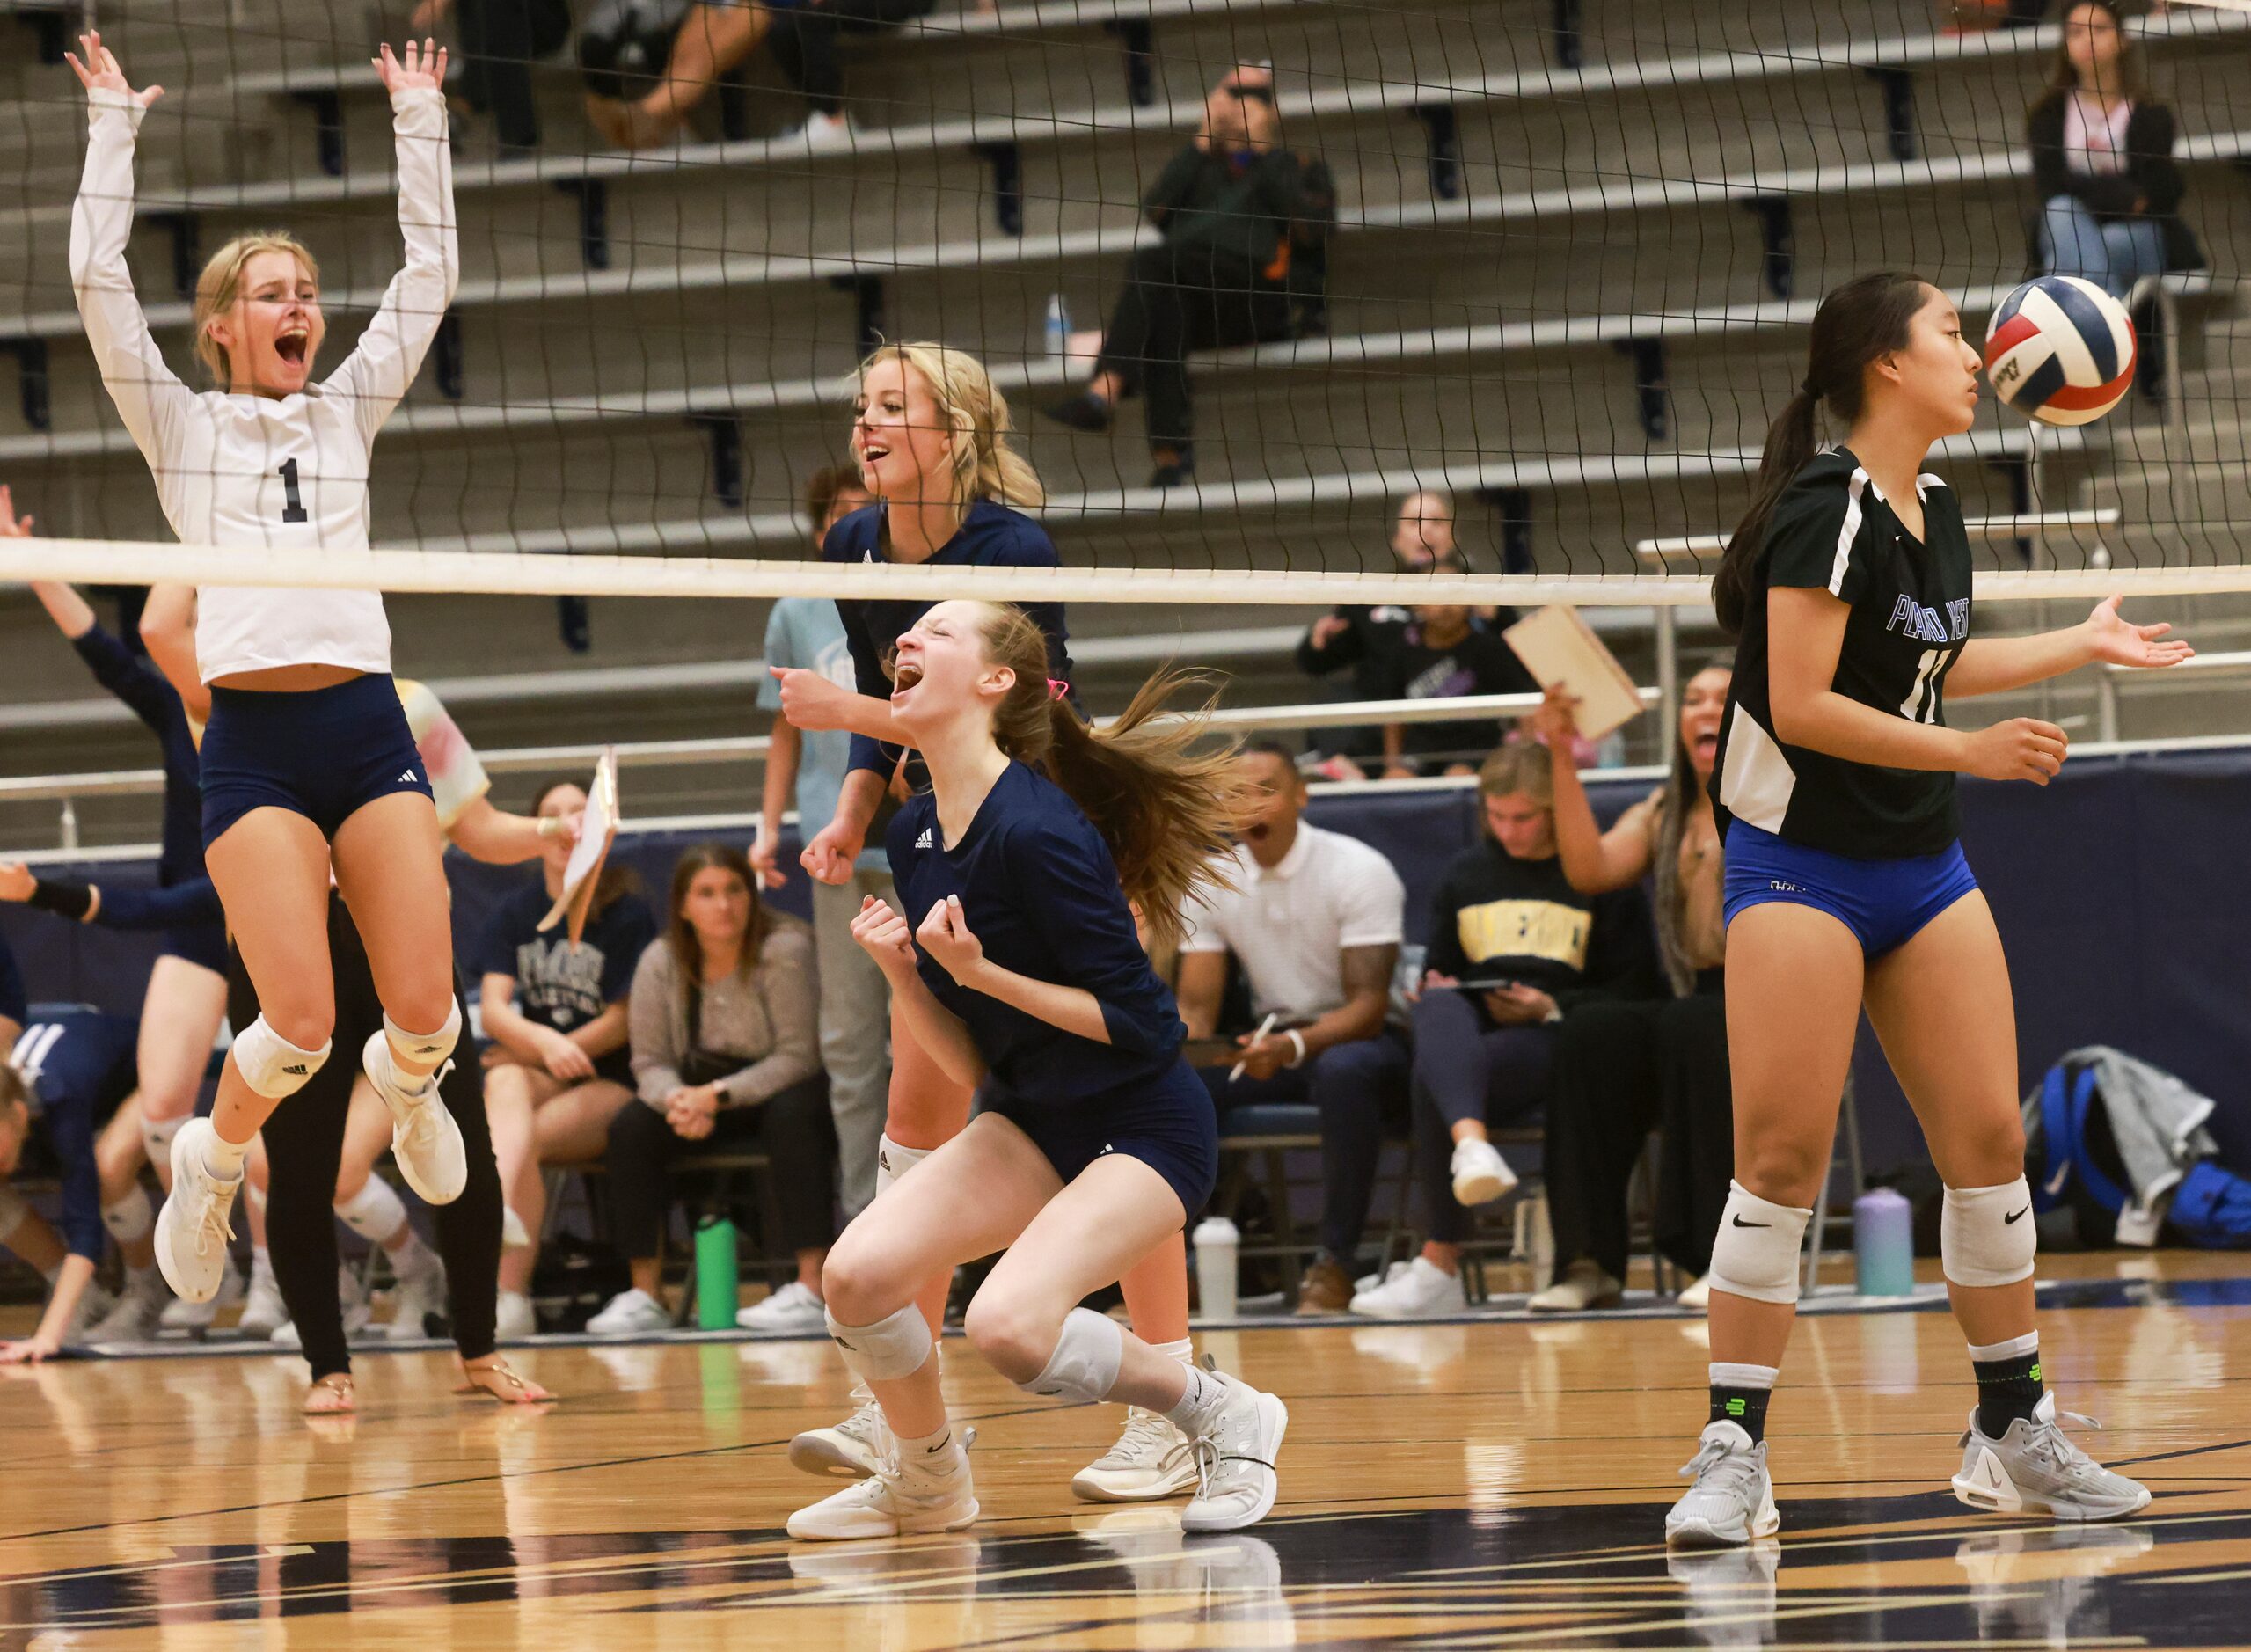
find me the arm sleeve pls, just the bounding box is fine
[1557,885,1661,1011]
[2126,103,2185,217]
[627,943,683,1103]
[2027,97,2075,208]
[720,931,822,1107]
[1295,610,1363,677]
[69,624,177,738]
[86,878,223,932]
[1143,146,1205,223]
[1334,846,1408,951]
[70,91,195,468]
[1019,819,1182,1055]
[46,1091,106,1262]
[1762,482,1868,606]
[1176,883,1231,956]
[323,87,457,445]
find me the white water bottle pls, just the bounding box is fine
[1193,1215,1239,1322]
[1043,294,1071,358]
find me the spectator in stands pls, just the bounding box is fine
[588,844,830,1335]
[753,464,892,1234]
[2028,0,2203,300]
[579,0,771,150]
[1177,742,1411,1312]
[1525,668,1736,1313]
[1370,603,1533,779]
[411,0,574,153]
[478,778,656,1339]
[1351,743,1656,1319]
[1297,491,1462,771]
[1042,62,1334,486]
[0,1005,149,1362]
[768,0,936,143]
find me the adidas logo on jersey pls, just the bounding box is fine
[398,768,419,784]
[915,828,933,849]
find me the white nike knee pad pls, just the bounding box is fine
[1017,1306,1125,1405]
[231,1015,333,1100]
[335,1176,408,1243]
[384,1000,461,1070]
[873,1133,932,1199]
[1706,1180,1813,1305]
[139,1110,185,1167]
[1941,1177,2037,1288]
[101,1187,154,1244]
[0,1184,28,1241]
[825,1301,934,1382]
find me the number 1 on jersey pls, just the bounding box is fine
[279,457,308,523]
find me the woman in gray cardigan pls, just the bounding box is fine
[585,843,835,1336]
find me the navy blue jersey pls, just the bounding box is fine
[11,1006,139,1261]
[470,880,656,1085]
[71,624,203,890]
[0,929,22,1027]
[888,762,1184,1107]
[822,500,1073,780]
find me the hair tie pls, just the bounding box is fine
[1048,678,1071,702]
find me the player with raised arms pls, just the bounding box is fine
[1668,269,2188,1546]
[68,32,468,1306]
[788,598,1289,1539]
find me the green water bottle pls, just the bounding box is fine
[695,1214,739,1330]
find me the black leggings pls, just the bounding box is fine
[1542,972,1733,1281]
[605,1075,836,1261]
[768,0,934,114]
[1095,240,1294,449]
[231,895,504,1382]
[457,0,573,150]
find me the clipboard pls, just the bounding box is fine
[537,747,618,945]
[1501,605,1645,741]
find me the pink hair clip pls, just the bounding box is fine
[1047,678,1071,702]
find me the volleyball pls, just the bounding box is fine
[1983,274,2140,427]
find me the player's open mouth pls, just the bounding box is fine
[861,441,890,464]
[275,328,309,367]
[892,659,924,698]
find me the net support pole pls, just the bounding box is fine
[1655,604,1679,744]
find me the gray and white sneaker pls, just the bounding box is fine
[1181,1374,1289,1533]
[1953,1393,2152,1521]
[361,1032,466,1205]
[1666,1421,1780,1548]
[237,1256,288,1340]
[1072,1407,1198,1502]
[272,1265,372,1348]
[85,1269,168,1343]
[156,1119,242,1304]
[584,1287,669,1336]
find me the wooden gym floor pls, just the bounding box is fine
[4,1252,2250,1648]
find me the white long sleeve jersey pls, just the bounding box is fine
[71,85,457,683]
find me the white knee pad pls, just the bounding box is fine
[1019,1306,1126,1405]
[384,1000,461,1069]
[825,1301,934,1383]
[1706,1180,1812,1305]
[1941,1178,2037,1288]
[101,1188,154,1244]
[140,1111,185,1167]
[335,1176,408,1243]
[231,1015,333,1100]
[0,1183,28,1241]
[873,1133,932,1199]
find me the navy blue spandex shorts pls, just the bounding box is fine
[986,1056,1218,1217]
[159,921,229,976]
[199,674,433,847]
[1722,821,1981,959]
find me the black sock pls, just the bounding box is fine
[1973,1350,2045,1436]
[1708,1385,1771,1444]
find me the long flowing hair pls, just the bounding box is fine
[968,603,1245,954]
[1711,270,1933,636]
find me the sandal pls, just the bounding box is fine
[302,1372,356,1416]
[456,1356,553,1406]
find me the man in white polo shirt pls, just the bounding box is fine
[1179,742,1410,1313]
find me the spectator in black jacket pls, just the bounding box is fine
[2028,0,2202,299]
[1370,603,1531,779]
[1297,491,1460,766]
[1043,62,1335,486]
[1350,742,1657,1319]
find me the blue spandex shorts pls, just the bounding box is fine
[986,1056,1219,1217]
[1722,821,1981,959]
[200,674,433,847]
[160,919,230,976]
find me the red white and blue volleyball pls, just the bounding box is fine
[1983,274,2138,427]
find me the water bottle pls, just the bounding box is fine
[1193,1215,1239,1322]
[1043,294,1072,359]
[1853,1188,1915,1297]
[695,1214,740,1330]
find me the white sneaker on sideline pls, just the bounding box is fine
[1528,1259,1624,1312]
[1072,1407,1198,1502]
[361,1032,466,1205]
[495,1290,537,1339]
[1677,1275,1713,1312]
[800,109,853,147]
[238,1257,288,1339]
[1180,1374,1289,1533]
[736,1280,827,1335]
[1349,1255,1466,1320]
[1667,1421,1780,1548]
[155,1120,242,1305]
[1450,1137,1517,1206]
[585,1288,670,1336]
[384,1258,448,1342]
[1355,1259,1411,1296]
[86,1268,169,1343]
[271,1266,372,1348]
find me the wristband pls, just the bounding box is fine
[26,878,96,923]
[1283,1028,1308,1069]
